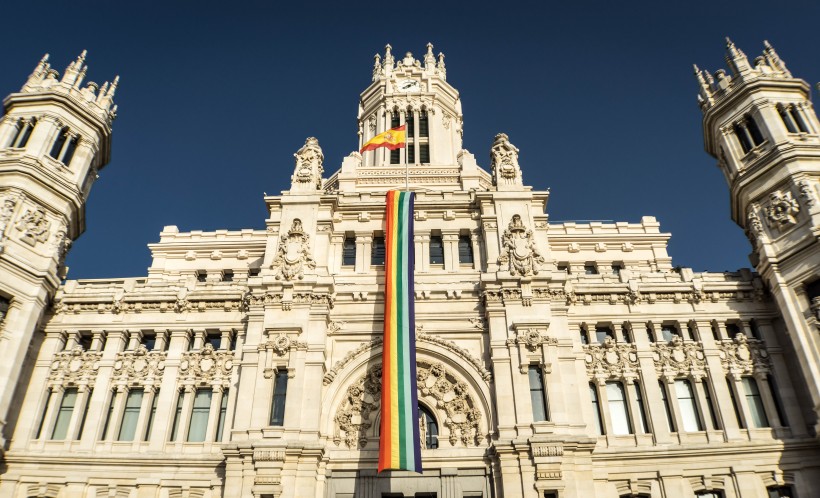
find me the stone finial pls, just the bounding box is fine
[23,54,51,90]
[490,133,523,190]
[384,44,394,68]
[437,52,446,79]
[424,42,436,69]
[762,39,791,77]
[372,54,383,81]
[693,64,714,108]
[724,37,751,75]
[291,137,325,192]
[402,51,415,67]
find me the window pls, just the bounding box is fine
[216,389,229,441]
[419,143,430,164]
[9,118,36,148]
[371,236,386,265]
[419,110,430,164]
[675,379,702,432]
[726,377,745,428]
[101,392,116,440]
[528,365,549,422]
[696,493,724,498]
[77,332,93,351]
[767,485,795,498]
[270,370,288,426]
[419,404,438,449]
[579,325,590,345]
[49,127,69,159]
[778,103,809,133]
[76,388,91,439]
[589,383,604,435]
[140,333,156,351]
[711,322,720,341]
[196,271,207,283]
[342,237,356,266]
[726,322,742,339]
[733,114,765,154]
[118,389,144,441]
[749,319,762,340]
[206,332,222,350]
[458,235,474,265]
[584,263,598,275]
[742,377,769,428]
[557,263,569,274]
[407,109,415,163]
[621,325,632,343]
[611,262,623,276]
[35,389,53,439]
[222,270,234,282]
[632,381,649,433]
[390,112,400,164]
[62,135,78,165]
[646,325,656,343]
[248,268,260,277]
[51,387,78,440]
[169,391,184,441]
[429,235,444,265]
[595,326,613,344]
[703,381,721,429]
[767,374,788,426]
[544,493,558,498]
[685,324,696,341]
[187,389,213,442]
[779,104,798,133]
[659,381,676,432]
[660,324,679,342]
[144,392,158,441]
[606,381,632,435]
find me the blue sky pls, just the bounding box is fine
[2,1,819,278]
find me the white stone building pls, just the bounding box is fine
[0,41,818,498]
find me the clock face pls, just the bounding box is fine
[398,79,420,92]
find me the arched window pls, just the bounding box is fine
[10,117,36,148]
[390,110,400,164]
[418,404,438,449]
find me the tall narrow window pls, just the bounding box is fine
[169,391,184,441]
[658,381,676,432]
[390,112,400,164]
[767,374,788,427]
[767,485,796,498]
[51,387,78,440]
[632,381,649,433]
[727,378,745,429]
[78,333,93,351]
[118,389,144,441]
[12,118,35,148]
[429,235,444,265]
[457,235,473,265]
[141,333,156,351]
[749,319,762,340]
[342,237,356,266]
[779,105,798,133]
[270,370,289,426]
[621,325,632,343]
[742,377,769,428]
[579,326,590,345]
[206,332,222,350]
[419,404,438,449]
[711,322,720,341]
[725,322,742,339]
[746,115,765,146]
[35,389,53,439]
[144,392,158,441]
[733,122,754,153]
[606,382,632,435]
[216,389,229,441]
[703,382,720,430]
[790,106,809,133]
[696,492,724,498]
[675,379,702,432]
[62,135,78,165]
[589,383,604,435]
[371,236,385,266]
[419,143,430,164]
[101,392,116,440]
[49,127,69,159]
[528,365,548,422]
[646,325,656,343]
[406,110,415,164]
[76,388,91,440]
[660,324,678,342]
[187,389,212,442]
[419,110,429,137]
[595,326,613,344]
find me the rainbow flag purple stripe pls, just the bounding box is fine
[378,190,421,473]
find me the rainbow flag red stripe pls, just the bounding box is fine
[379,190,421,473]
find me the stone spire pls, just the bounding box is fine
[725,37,751,76]
[424,42,436,70]
[62,50,88,87]
[763,40,791,77]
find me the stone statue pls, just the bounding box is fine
[291,137,324,191]
[15,207,51,246]
[490,133,523,189]
[497,215,545,276]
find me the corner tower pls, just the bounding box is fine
[0,52,117,446]
[696,39,820,424]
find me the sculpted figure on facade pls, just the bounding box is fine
[797,179,817,207]
[652,335,707,380]
[15,207,51,246]
[271,218,316,281]
[585,337,640,384]
[498,214,544,276]
[765,190,800,229]
[490,133,523,188]
[291,137,324,191]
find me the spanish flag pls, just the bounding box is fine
[360,125,406,153]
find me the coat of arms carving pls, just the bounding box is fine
[271,218,316,281]
[497,214,545,277]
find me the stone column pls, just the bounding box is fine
[753,371,782,429]
[662,377,685,438]
[470,233,481,271]
[174,385,196,443]
[205,385,224,441]
[442,232,459,272]
[65,384,91,441]
[38,386,63,440]
[359,234,372,273]
[0,115,19,147]
[105,385,129,440]
[329,234,344,274]
[691,378,714,432]
[133,386,156,444]
[728,374,752,435]
[595,381,614,438]
[417,234,430,273]
[625,381,646,434]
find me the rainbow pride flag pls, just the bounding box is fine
[379,190,422,473]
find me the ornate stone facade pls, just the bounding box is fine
[1,42,819,498]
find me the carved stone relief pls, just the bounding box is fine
[652,336,706,380]
[797,179,817,207]
[507,327,557,352]
[0,193,20,249]
[178,344,234,384]
[497,215,545,276]
[490,133,523,188]
[112,345,166,383]
[271,219,317,281]
[584,338,640,384]
[15,206,51,246]
[718,334,771,376]
[48,347,102,386]
[333,361,483,449]
[291,137,324,190]
[765,190,800,229]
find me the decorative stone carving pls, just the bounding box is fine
[490,133,523,188]
[326,320,346,335]
[0,296,9,327]
[271,219,316,281]
[178,344,234,384]
[48,346,102,386]
[507,327,556,352]
[746,204,765,246]
[0,193,19,249]
[50,224,72,267]
[567,242,580,253]
[652,336,706,380]
[797,179,817,207]
[718,334,771,376]
[765,190,799,229]
[497,215,545,276]
[270,333,292,355]
[291,137,324,191]
[112,346,166,383]
[584,338,640,384]
[811,296,820,323]
[15,207,51,246]
[333,361,482,449]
